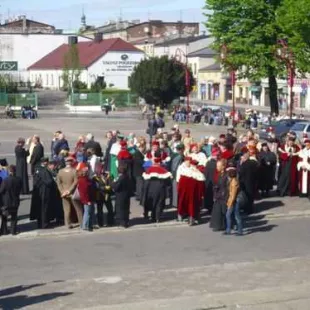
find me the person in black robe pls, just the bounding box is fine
[141,155,172,222]
[132,144,146,201]
[112,165,131,228]
[15,138,30,195]
[204,148,219,213]
[239,150,259,214]
[210,159,228,231]
[0,165,22,235]
[258,143,277,197]
[30,136,44,175]
[30,158,55,228]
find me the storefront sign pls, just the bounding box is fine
[0,61,18,71]
[102,54,140,72]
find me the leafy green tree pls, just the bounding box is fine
[277,0,310,73]
[129,56,195,107]
[205,0,284,114]
[62,44,82,93]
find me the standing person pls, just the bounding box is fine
[224,164,243,235]
[77,167,94,231]
[258,143,277,197]
[0,165,22,235]
[103,131,115,171]
[84,133,103,157]
[277,137,300,197]
[30,158,55,229]
[147,114,159,143]
[112,165,131,228]
[53,133,69,159]
[109,134,123,180]
[177,158,205,226]
[182,129,194,155]
[15,138,30,195]
[30,135,44,175]
[297,139,310,197]
[132,143,146,201]
[51,131,61,159]
[171,143,185,208]
[210,159,228,232]
[117,140,133,183]
[141,154,172,222]
[57,157,83,229]
[204,147,220,213]
[239,148,259,214]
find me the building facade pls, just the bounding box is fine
[0,34,90,83]
[28,37,145,90]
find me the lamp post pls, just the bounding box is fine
[276,39,295,119]
[220,44,236,127]
[175,48,190,124]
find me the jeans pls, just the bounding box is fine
[226,202,243,234]
[82,204,94,231]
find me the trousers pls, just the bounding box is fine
[62,197,83,227]
[0,212,18,235]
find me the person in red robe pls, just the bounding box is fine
[145,141,169,163]
[176,157,205,226]
[297,139,310,197]
[277,137,300,197]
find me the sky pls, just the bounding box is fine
[0,0,207,31]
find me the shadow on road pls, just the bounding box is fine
[0,283,72,310]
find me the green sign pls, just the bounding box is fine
[0,61,18,71]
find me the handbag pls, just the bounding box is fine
[72,186,80,200]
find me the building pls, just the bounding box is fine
[0,33,90,83]
[0,15,60,34]
[28,36,145,90]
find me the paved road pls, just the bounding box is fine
[1,218,310,309]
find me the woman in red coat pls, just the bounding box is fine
[77,167,94,231]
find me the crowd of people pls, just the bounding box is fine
[1,117,310,236]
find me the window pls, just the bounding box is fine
[306,125,310,133]
[46,74,49,86]
[51,74,54,86]
[291,123,306,131]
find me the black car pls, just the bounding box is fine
[259,119,305,141]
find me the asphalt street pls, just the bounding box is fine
[1,113,310,309]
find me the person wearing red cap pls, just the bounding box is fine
[189,143,207,172]
[176,157,205,226]
[297,139,310,196]
[277,136,300,197]
[145,140,169,164]
[141,153,172,222]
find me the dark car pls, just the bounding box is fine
[259,119,305,141]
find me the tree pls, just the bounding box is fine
[62,44,82,93]
[129,56,195,107]
[277,0,310,73]
[204,0,285,114]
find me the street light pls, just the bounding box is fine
[220,44,236,126]
[174,48,191,124]
[276,39,295,119]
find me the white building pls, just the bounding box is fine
[28,36,145,89]
[0,33,91,83]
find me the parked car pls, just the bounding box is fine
[290,122,310,142]
[259,119,305,141]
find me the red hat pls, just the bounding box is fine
[120,140,127,148]
[76,162,88,171]
[190,143,198,151]
[152,141,160,147]
[190,159,199,166]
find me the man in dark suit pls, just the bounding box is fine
[30,135,44,175]
[84,133,103,157]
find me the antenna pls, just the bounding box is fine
[147,10,151,21]
[119,8,123,21]
[179,10,183,22]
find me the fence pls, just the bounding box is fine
[0,93,38,109]
[69,92,139,107]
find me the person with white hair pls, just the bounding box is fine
[84,133,102,157]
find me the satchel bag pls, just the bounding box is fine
[72,186,80,200]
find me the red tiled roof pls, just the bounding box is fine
[28,38,143,70]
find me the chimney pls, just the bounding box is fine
[94,32,103,43]
[22,15,27,33]
[68,36,78,45]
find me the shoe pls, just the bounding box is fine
[222,231,231,235]
[236,232,243,236]
[177,214,183,222]
[188,217,194,226]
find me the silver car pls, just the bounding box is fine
[290,122,310,142]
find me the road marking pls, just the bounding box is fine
[94,276,123,284]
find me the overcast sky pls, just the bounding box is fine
[0,0,206,31]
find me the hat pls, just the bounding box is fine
[152,141,160,147]
[76,162,88,171]
[184,156,192,162]
[65,156,75,162]
[40,157,49,163]
[190,159,199,166]
[190,143,198,151]
[219,134,226,139]
[0,158,8,166]
[176,143,185,150]
[120,140,127,148]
